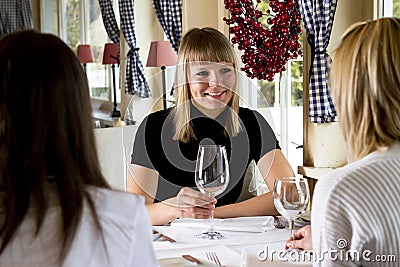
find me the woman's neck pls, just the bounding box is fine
[191,101,226,119]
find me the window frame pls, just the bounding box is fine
[39,0,119,105]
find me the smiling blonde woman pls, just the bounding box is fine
[128,27,294,226]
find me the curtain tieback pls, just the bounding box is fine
[127,47,140,58]
[314,50,326,55]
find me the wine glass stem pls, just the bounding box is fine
[288,219,294,243]
[209,206,215,233]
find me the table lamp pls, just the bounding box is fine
[102,43,121,118]
[146,41,177,109]
[77,44,94,74]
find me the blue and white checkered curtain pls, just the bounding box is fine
[119,0,150,97]
[299,0,338,123]
[152,0,182,53]
[0,0,32,36]
[98,0,120,45]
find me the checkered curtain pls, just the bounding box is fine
[98,0,120,45]
[119,0,150,97]
[152,0,182,53]
[0,0,32,36]
[299,0,338,123]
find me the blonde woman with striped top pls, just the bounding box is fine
[286,17,400,266]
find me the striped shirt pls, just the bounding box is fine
[312,143,400,266]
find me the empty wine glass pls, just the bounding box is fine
[195,145,230,240]
[273,177,310,250]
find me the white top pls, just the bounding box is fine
[0,186,158,267]
[312,143,400,266]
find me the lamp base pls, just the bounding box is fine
[110,108,121,118]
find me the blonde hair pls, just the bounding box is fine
[172,27,240,143]
[330,17,400,161]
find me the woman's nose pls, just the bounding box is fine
[208,81,217,88]
[208,72,219,87]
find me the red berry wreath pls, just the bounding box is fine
[223,0,303,81]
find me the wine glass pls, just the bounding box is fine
[195,145,230,239]
[273,177,310,249]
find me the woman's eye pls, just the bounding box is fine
[196,71,209,77]
[220,68,232,74]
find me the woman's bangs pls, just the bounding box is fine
[186,44,233,64]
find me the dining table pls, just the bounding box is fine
[153,216,313,267]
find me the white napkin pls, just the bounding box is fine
[153,225,291,250]
[170,216,275,233]
[241,243,313,267]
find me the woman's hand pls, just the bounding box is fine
[285,225,312,251]
[175,187,217,219]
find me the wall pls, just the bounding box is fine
[30,0,40,30]
[182,0,219,31]
[328,0,375,53]
[303,0,376,168]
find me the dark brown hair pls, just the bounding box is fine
[0,30,110,263]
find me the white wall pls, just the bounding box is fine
[182,0,219,31]
[328,0,375,54]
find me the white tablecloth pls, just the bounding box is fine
[153,216,313,267]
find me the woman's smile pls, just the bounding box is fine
[204,90,227,99]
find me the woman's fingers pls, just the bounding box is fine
[285,239,307,250]
[177,187,216,207]
[295,225,311,239]
[285,225,312,250]
[177,205,214,219]
[175,187,217,218]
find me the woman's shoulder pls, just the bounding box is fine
[316,148,400,204]
[139,108,173,128]
[322,147,400,185]
[237,107,274,131]
[238,107,256,122]
[85,186,147,225]
[238,106,254,116]
[238,107,265,120]
[148,108,172,120]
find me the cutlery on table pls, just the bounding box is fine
[206,251,222,266]
[182,254,202,265]
[152,230,176,243]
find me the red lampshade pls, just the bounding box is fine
[146,41,177,67]
[102,43,120,65]
[77,44,94,64]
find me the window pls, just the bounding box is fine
[238,0,304,170]
[380,0,400,17]
[40,0,119,102]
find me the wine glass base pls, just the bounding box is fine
[195,231,228,240]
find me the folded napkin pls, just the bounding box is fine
[170,216,275,233]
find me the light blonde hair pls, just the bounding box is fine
[172,27,240,143]
[330,17,400,161]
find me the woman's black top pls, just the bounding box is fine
[131,104,280,206]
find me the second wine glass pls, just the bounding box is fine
[273,176,310,249]
[195,145,230,240]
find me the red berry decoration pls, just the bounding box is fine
[224,0,303,81]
